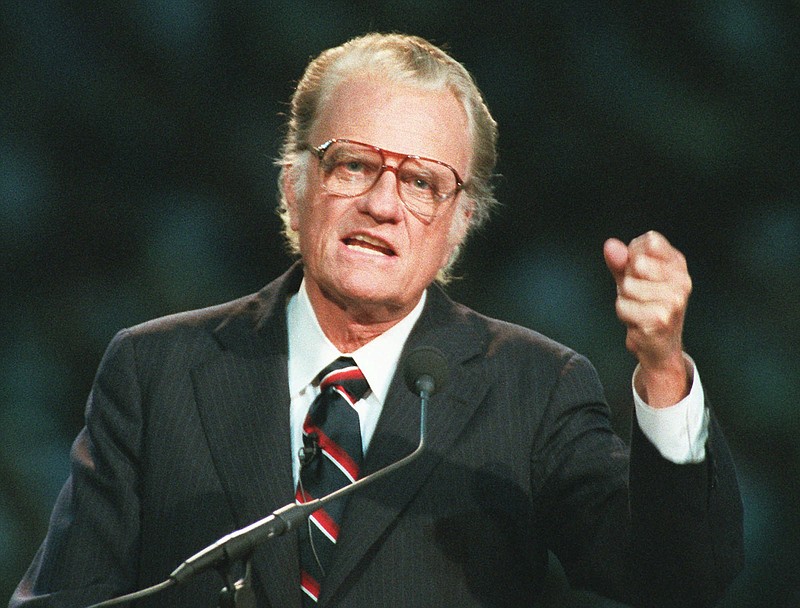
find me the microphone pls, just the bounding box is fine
[403,345,448,398]
[298,432,319,468]
[84,346,450,607]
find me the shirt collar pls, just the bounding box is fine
[287,279,426,404]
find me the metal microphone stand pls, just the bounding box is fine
[207,367,436,608]
[217,557,256,608]
[86,347,445,608]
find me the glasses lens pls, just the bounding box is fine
[397,158,459,215]
[316,140,460,217]
[318,142,381,197]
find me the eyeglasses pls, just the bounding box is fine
[309,139,465,218]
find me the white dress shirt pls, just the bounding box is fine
[286,280,426,485]
[286,280,709,485]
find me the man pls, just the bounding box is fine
[11,33,743,608]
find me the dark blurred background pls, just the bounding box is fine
[2,1,798,606]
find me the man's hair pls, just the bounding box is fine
[276,33,499,282]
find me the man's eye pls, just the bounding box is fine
[343,161,365,173]
[323,157,366,175]
[331,155,378,175]
[411,177,432,191]
[402,171,442,194]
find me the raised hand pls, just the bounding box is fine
[603,231,693,407]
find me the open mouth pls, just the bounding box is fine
[343,235,396,257]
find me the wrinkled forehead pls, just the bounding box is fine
[310,76,472,178]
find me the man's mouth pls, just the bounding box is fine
[343,235,396,256]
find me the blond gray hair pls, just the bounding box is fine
[276,33,498,282]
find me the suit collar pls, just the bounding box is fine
[211,263,303,357]
[191,263,304,608]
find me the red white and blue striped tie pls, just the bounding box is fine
[297,357,369,605]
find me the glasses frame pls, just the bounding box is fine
[309,138,465,218]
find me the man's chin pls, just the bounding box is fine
[340,285,403,309]
[307,264,427,319]
[331,281,415,318]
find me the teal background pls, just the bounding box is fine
[2,1,798,605]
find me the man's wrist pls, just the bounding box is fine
[633,354,708,463]
[634,353,692,408]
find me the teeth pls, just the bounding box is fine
[352,235,385,247]
[346,235,393,256]
[349,243,385,256]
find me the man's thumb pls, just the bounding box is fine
[603,238,628,282]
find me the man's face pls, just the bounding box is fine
[286,76,472,322]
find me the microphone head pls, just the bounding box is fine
[402,346,449,396]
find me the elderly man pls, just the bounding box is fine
[11,33,742,608]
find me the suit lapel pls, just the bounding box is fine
[191,265,304,608]
[187,270,492,607]
[319,286,491,605]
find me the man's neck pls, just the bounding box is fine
[304,281,421,353]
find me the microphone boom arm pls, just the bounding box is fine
[86,346,446,608]
[169,387,429,585]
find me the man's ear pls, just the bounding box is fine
[448,200,473,247]
[283,165,301,231]
[440,202,472,269]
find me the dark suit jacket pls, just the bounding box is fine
[11,264,743,608]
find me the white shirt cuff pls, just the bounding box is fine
[632,354,709,464]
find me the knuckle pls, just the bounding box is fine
[632,255,649,277]
[644,230,662,249]
[654,308,672,331]
[668,291,684,309]
[619,276,633,297]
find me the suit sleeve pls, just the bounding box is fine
[628,409,744,607]
[9,329,144,607]
[530,352,743,608]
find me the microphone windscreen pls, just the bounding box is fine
[402,346,449,396]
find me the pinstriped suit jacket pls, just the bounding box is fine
[11,263,743,608]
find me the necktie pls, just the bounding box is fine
[296,357,369,605]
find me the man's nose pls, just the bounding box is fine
[358,165,404,220]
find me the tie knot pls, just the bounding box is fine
[318,357,370,402]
